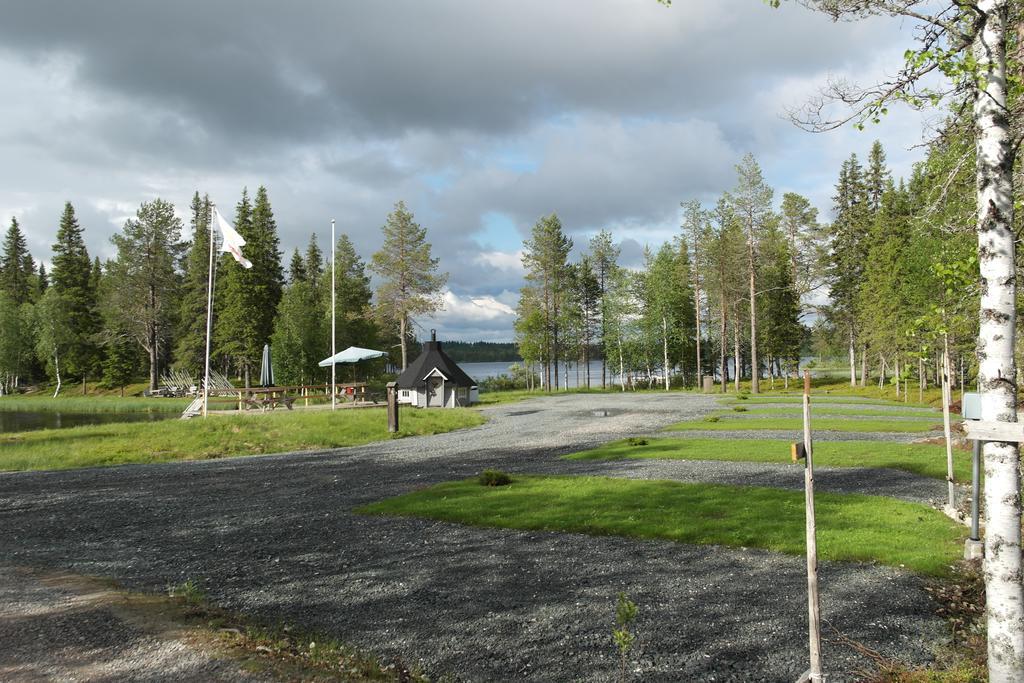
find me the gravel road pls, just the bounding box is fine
[0,392,952,681]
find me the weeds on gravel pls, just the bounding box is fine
[612,592,638,683]
[158,579,433,681]
[358,475,964,575]
[832,561,987,681]
[625,437,648,446]
[564,438,973,482]
[0,407,486,471]
[167,579,206,606]
[478,469,513,486]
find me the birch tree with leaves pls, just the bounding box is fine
[766,0,1022,675]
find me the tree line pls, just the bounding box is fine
[515,137,988,396]
[0,193,446,394]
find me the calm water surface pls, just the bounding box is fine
[0,411,177,433]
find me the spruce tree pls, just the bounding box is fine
[37,262,48,296]
[174,193,213,374]
[1,217,35,305]
[50,202,100,384]
[289,249,306,283]
[588,230,620,389]
[330,233,375,352]
[215,187,283,386]
[521,214,572,390]
[370,201,447,370]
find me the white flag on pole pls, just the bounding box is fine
[214,207,253,269]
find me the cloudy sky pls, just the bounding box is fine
[0,0,931,341]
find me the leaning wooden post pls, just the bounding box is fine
[799,369,824,682]
[386,381,399,433]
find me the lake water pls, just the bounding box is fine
[0,411,178,433]
[461,361,622,389]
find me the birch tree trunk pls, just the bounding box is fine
[974,2,1022,677]
[695,292,702,386]
[748,241,759,393]
[662,316,670,391]
[618,336,625,392]
[733,322,740,393]
[860,343,868,387]
[52,349,61,398]
[849,328,856,387]
[720,308,728,393]
[399,315,408,370]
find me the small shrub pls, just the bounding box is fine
[478,469,512,486]
[736,394,749,400]
[732,406,748,412]
[703,415,721,423]
[626,437,648,447]
[613,592,639,683]
[167,579,206,606]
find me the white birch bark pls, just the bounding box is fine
[848,328,856,387]
[662,316,670,391]
[52,349,61,398]
[973,2,1022,678]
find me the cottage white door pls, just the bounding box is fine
[427,378,442,407]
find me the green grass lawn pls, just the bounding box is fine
[720,395,932,408]
[0,394,190,413]
[0,407,485,472]
[724,406,946,418]
[358,475,963,575]
[565,437,971,481]
[668,416,942,433]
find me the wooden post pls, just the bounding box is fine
[801,369,824,682]
[386,382,399,433]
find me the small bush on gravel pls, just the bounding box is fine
[732,406,748,412]
[626,437,648,446]
[167,579,205,606]
[736,394,749,400]
[703,415,721,423]
[478,469,512,486]
[612,592,639,683]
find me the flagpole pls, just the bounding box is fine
[202,205,217,418]
[331,218,336,411]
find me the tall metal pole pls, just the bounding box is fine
[202,205,217,418]
[331,219,336,411]
[802,370,824,681]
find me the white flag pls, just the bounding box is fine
[214,207,253,269]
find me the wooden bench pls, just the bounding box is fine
[243,395,295,412]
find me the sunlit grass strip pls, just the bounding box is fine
[719,395,931,407]
[564,437,971,482]
[358,475,963,576]
[726,406,945,418]
[667,417,941,433]
[0,395,191,413]
[0,408,485,472]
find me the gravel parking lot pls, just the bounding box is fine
[0,392,951,681]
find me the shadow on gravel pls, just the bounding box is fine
[0,434,945,681]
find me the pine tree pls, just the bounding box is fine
[588,230,620,389]
[865,140,890,213]
[50,201,100,384]
[271,278,326,386]
[104,199,186,390]
[1,217,35,305]
[174,193,213,373]
[727,153,774,393]
[521,214,572,390]
[370,201,447,370]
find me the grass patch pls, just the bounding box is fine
[0,394,190,413]
[667,417,941,433]
[719,395,931,408]
[723,406,947,418]
[0,407,485,472]
[358,475,963,575]
[565,438,972,482]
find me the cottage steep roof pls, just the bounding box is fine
[396,340,476,389]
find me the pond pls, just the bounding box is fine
[0,411,178,433]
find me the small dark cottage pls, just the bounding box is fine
[396,331,479,408]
